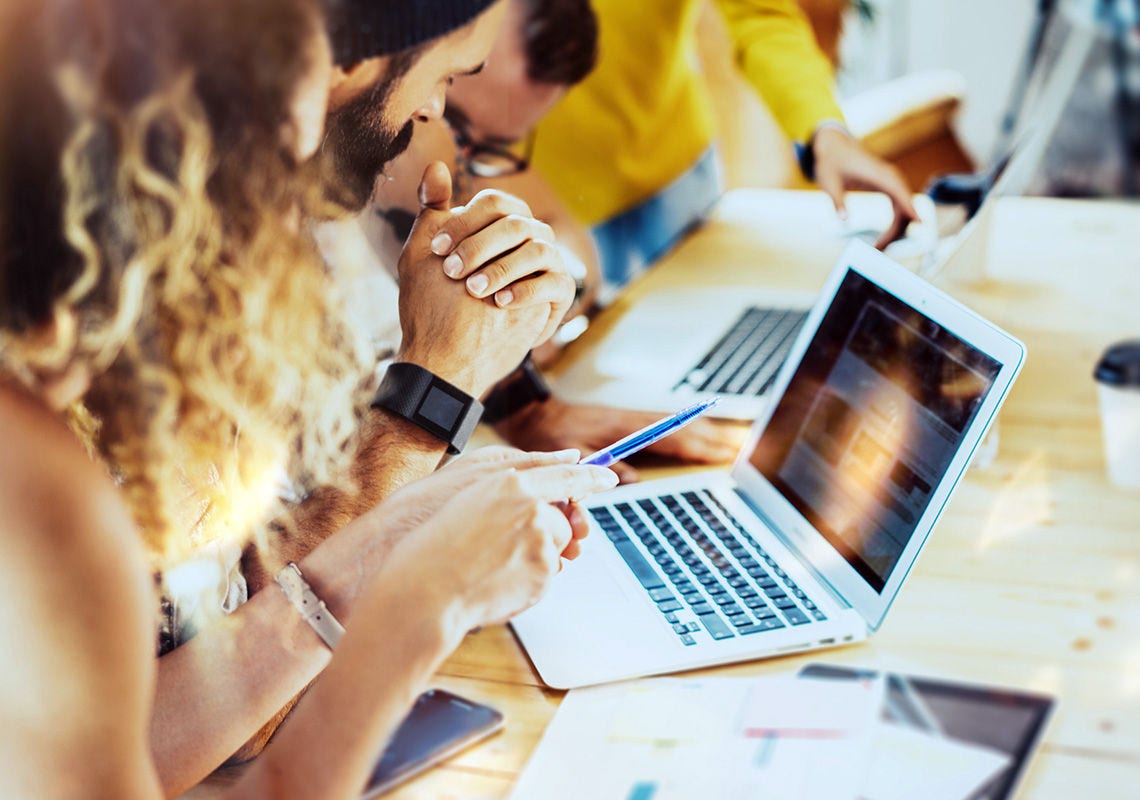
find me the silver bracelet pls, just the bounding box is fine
[274,562,346,650]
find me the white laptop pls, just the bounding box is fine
[512,241,1025,689]
[555,195,938,420]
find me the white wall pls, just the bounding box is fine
[839,0,1040,164]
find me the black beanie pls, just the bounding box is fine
[326,0,499,66]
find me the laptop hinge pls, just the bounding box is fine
[732,487,853,613]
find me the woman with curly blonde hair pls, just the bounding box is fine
[0,0,614,796]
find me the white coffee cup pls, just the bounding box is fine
[1095,341,1140,490]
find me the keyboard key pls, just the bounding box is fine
[737,618,785,635]
[612,539,665,591]
[783,608,811,626]
[811,610,828,621]
[590,508,618,525]
[680,634,696,646]
[699,614,735,640]
[605,494,829,640]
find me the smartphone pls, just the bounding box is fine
[361,689,504,798]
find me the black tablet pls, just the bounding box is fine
[799,663,1054,800]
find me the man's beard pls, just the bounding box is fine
[320,87,415,214]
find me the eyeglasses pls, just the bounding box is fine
[445,106,537,179]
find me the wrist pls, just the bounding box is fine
[364,556,471,654]
[796,119,852,182]
[366,540,475,651]
[482,354,552,425]
[371,362,484,455]
[395,345,480,397]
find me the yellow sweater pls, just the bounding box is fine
[533,0,842,226]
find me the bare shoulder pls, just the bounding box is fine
[0,384,129,549]
[0,384,160,796]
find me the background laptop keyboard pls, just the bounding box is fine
[590,490,827,648]
[674,306,808,396]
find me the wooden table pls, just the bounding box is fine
[390,190,1140,799]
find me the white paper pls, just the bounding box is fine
[738,675,882,738]
[861,723,1011,800]
[510,675,882,800]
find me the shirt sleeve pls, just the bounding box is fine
[714,0,845,142]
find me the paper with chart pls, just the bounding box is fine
[510,675,884,800]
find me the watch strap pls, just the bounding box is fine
[275,563,345,651]
[371,362,483,454]
[482,354,552,424]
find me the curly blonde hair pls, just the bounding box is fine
[0,0,372,567]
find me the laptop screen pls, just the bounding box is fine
[748,269,1001,593]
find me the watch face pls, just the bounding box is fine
[418,385,465,430]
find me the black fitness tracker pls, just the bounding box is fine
[481,354,552,425]
[370,362,483,454]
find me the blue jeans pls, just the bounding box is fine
[591,147,722,299]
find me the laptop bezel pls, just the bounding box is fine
[729,240,1026,631]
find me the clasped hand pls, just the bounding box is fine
[396,162,574,397]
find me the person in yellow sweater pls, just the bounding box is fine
[533,0,919,288]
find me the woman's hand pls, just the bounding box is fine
[393,460,618,631]
[361,445,584,545]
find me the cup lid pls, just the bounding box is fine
[1095,340,1140,386]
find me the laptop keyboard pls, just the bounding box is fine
[590,490,827,648]
[674,306,808,396]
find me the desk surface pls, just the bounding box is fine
[389,190,1140,799]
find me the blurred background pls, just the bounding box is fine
[702,0,1140,200]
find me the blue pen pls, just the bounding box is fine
[579,397,720,467]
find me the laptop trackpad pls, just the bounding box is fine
[512,545,669,688]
